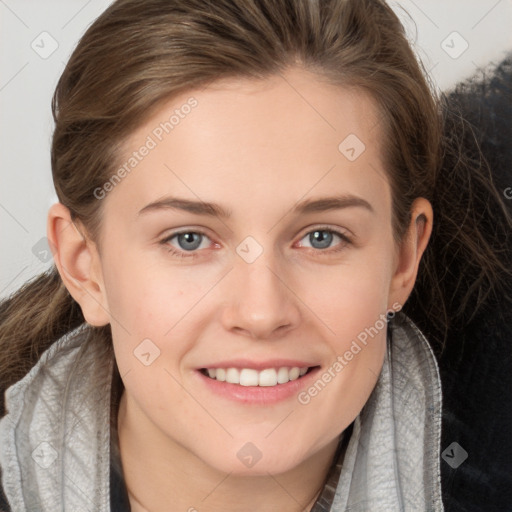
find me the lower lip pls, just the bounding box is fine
[194,367,321,405]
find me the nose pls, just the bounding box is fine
[221,250,302,340]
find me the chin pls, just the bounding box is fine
[198,442,309,477]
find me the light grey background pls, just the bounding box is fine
[1,0,511,299]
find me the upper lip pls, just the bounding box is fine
[198,359,319,370]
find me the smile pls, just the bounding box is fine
[199,366,314,387]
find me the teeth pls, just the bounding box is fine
[240,369,259,386]
[277,367,290,384]
[226,368,239,384]
[203,366,310,386]
[289,367,300,381]
[258,368,277,387]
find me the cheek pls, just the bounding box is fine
[309,275,388,397]
[102,249,206,331]
[299,248,393,341]
[102,251,220,376]
[333,271,389,340]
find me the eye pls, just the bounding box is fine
[297,227,352,254]
[160,230,213,259]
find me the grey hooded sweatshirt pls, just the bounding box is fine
[0,312,444,511]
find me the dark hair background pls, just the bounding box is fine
[435,55,512,511]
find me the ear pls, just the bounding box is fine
[47,202,110,326]
[388,197,433,309]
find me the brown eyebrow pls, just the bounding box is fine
[137,194,374,218]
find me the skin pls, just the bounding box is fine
[48,66,433,512]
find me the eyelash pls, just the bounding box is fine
[159,226,352,260]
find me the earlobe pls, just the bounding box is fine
[47,202,110,327]
[389,198,433,308]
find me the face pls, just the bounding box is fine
[84,67,405,475]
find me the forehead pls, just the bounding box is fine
[103,67,389,222]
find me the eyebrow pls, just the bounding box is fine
[137,194,374,218]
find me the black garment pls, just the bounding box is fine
[110,458,131,512]
[109,361,131,511]
[0,483,8,512]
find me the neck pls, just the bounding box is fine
[117,391,340,512]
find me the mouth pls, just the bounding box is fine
[199,365,319,387]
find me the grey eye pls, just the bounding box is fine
[300,230,342,250]
[175,232,204,251]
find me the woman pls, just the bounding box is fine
[0,0,510,510]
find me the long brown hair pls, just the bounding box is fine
[1,0,511,415]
